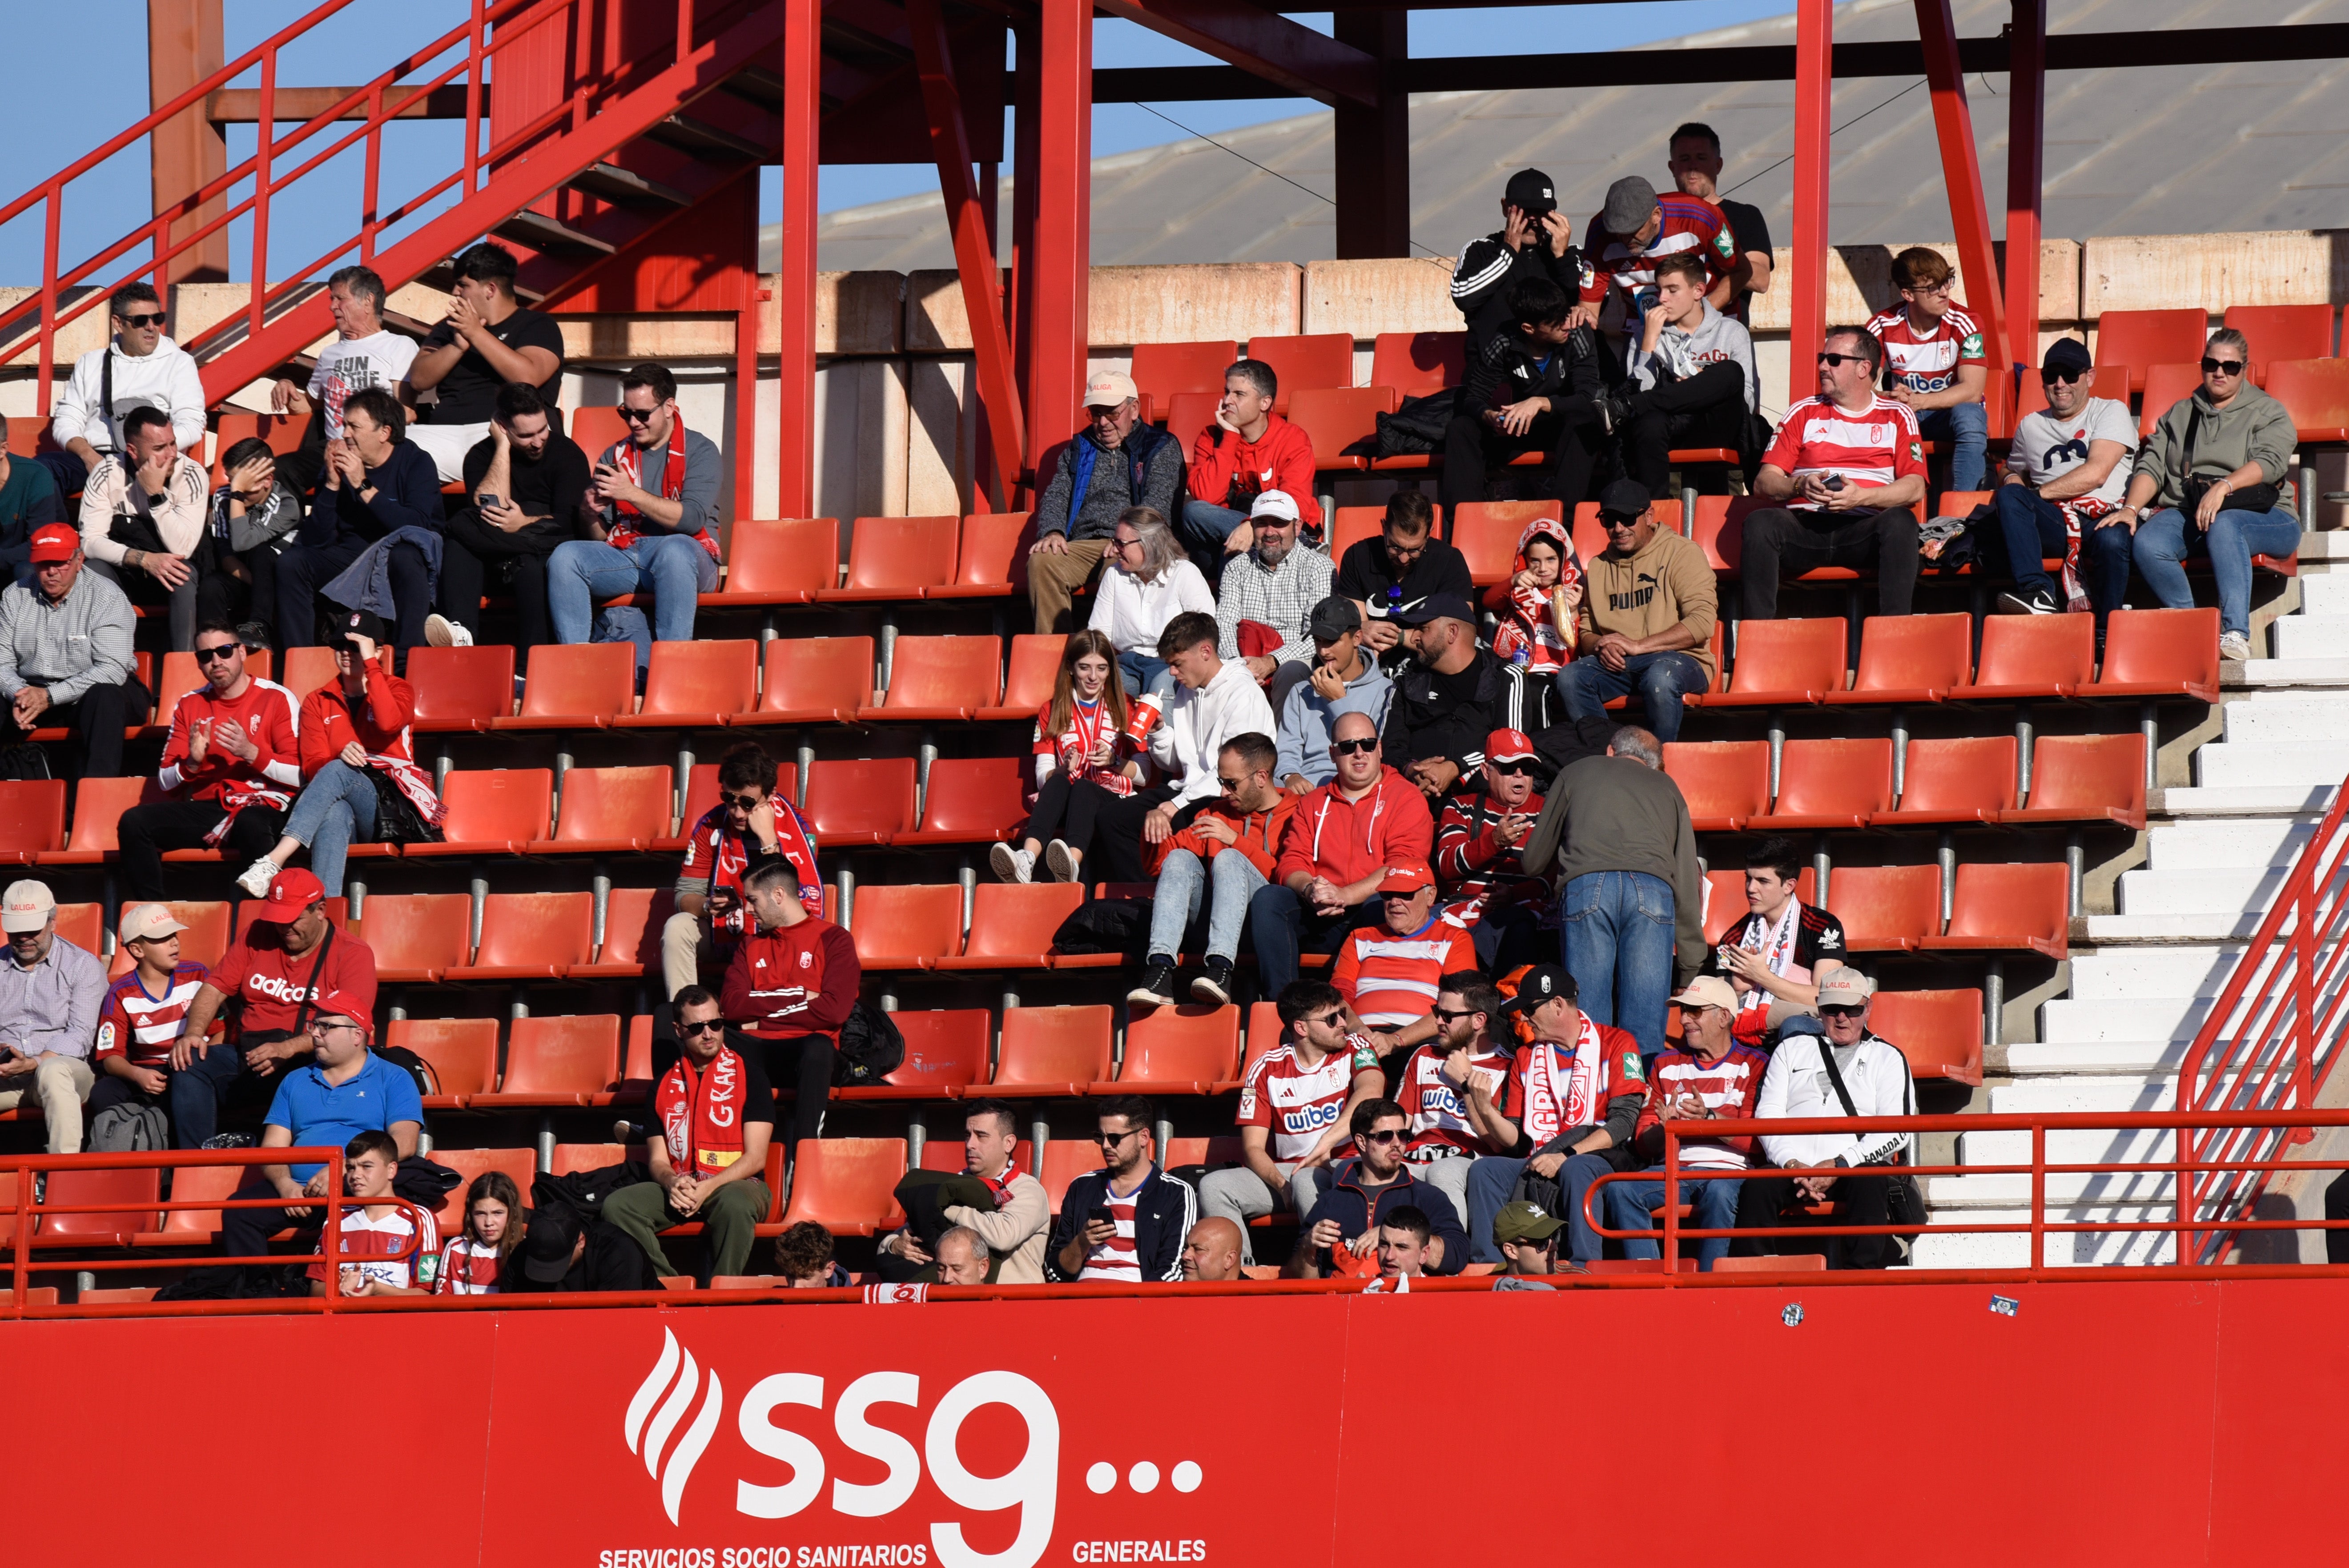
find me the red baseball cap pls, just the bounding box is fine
[1486,728,1537,764]
[310,986,373,1041]
[1378,863,1434,895]
[28,523,79,564]
[253,867,325,923]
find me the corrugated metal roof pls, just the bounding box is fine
[792,0,2349,274]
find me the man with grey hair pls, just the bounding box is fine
[1213,489,1334,714]
[271,265,418,495]
[934,1226,992,1286]
[1029,371,1187,635]
[0,880,108,1154]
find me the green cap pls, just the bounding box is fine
[1492,1200,1564,1244]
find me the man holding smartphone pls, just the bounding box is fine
[1047,1096,1196,1284]
[1433,728,1553,969]
[428,381,590,661]
[662,741,820,1033]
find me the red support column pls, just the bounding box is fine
[775,0,821,519]
[1017,0,1091,486]
[1915,0,2009,430]
[147,0,228,285]
[1788,0,1832,407]
[2006,0,2047,375]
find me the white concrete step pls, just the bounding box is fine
[2143,818,2310,872]
[2296,571,2349,614]
[2272,616,2349,660]
[2238,657,2349,687]
[2084,911,2264,941]
[2195,741,2349,788]
[2221,696,2349,746]
[2036,993,2270,1043]
[1987,1077,2176,1114]
[2116,865,2283,917]
[1927,1172,2176,1207]
[2003,1040,2189,1076]
[2160,783,2339,815]
[2064,945,2243,1001]
[1914,1221,2174,1269]
[1960,1126,2176,1166]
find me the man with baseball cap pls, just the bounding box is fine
[0,879,107,1153]
[171,867,379,1091]
[1557,479,1716,745]
[1579,174,1736,351]
[1450,167,1588,354]
[1492,1199,1568,1280]
[1274,594,1392,794]
[1433,726,1552,969]
[1987,337,2138,625]
[1383,592,1513,800]
[1605,975,1770,1271]
[1332,864,1476,1054]
[1736,970,1917,1269]
[1214,486,1334,714]
[86,903,221,1148]
[0,520,145,780]
[1027,368,1187,635]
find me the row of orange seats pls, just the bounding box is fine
[1701,864,2066,961]
[1669,732,2146,835]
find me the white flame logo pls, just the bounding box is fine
[624,1328,726,1525]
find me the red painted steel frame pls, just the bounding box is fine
[1913,0,2010,430]
[1091,0,1380,107]
[776,0,822,519]
[1018,0,1093,485]
[2006,0,2047,379]
[1787,0,1832,405]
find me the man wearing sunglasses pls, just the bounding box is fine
[2120,327,2302,663]
[1389,965,1513,1225]
[1286,1098,1466,1279]
[1558,480,1715,745]
[1132,732,1295,1009]
[1434,728,1552,970]
[1046,1096,1197,1283]
[1991,338,2138,626]
[1744,325,1928,620]
[40,281,206,500]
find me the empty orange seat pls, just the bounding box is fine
[574,885,672,979]
[53,901,101,956]
[1246,332,1353,414]
[1955,614,2095,701]
[988,1005,1113,1098]
[1825,864,1942,952]
[38,776,161,865]
[1875,736,2017,827]
[614,639,757,728]
[1711,1252,1826,1273]
[897,756,1026,848]
[1922,862,2070,958]
[1868,987,1984,1085]
[406,644,516,733]
[404,769,552,856]
[2007,734,2146,829]
[2262,356,2349,446]
[447,891,595,981]
[1285,387,1381,474]
[552,1142,632,1176]
[358,893,475,982]
[819,515,961,601]
[741,636,873,727]
[801,758,917,845]
[530,766,670,855]
[141,1163,247,1246]
[2095,607,2220,702]
[0,780,66,862]
[1132,341,1239,406]
[495,643,636,730]
[1709,618,1846,706]
[2226,304,2335,365]
[930,511,1033,600]
[778,1138,908,1236]
[476,1014,623,1107]
[567,405,631,460]
[38,1167,160,1245]
[2093,309,2207,394]
[841,1009,992,1101]
[932,883,1082,970]
[1663,741,1770,831]
[1329,507,1384,559]
[2136,362,2204,437]
[1163,392,1219,462]
[430,1148,540,1227]
[1039,1139,1108,1214]
[978,634,1065,722]
[849,883,965,969]
[859,635,1001,722]
[384,1017,498,1107]
[1109,1004,1239,1095]
[1826,613,1970,705]
[1450,500,1557,585]
[1370,330,1464,401]
[719,517,840,603]
[1755,738,1894,831]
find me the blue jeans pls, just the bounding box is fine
[1559,651,1708,744]
[2133,504,2301,638]
[282,759,379,898]
[169,1042,242,1150]
[1608,1168,1745,1270]
[1179,501,1247,554]
[1118,651,1175,702]
[548,535,722,671]
[1148,847,1266,965]
[1561,870,1677,1058]
[1988,485,2132,621]
[1915,401,1988,492]
[1247,884,1381,999]
[1467,1150,1616,1264]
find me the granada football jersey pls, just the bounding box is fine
[93,961,210,1069]
[1237,1034,1380,1163]
[1332,916,1479,1030]
[1501,1022,1646,1148]
[308,1204,438,1291]
[1635,1044,1770,1170]
[1865,305,1987,396]
[432,1236,504,1295]
[1395,1044,1512,1160]
[678,802,822,925]
[1761,395,1927,507]
[1581,193,1736,312]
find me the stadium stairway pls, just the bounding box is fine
[1921,535,2349,1267]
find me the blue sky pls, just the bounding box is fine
[2,0,1788,285]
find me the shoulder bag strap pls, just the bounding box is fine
[2184,402,2203,477]
[101,347,117,454]
[1816,1036,1861,1119]
[290,924,336,1038]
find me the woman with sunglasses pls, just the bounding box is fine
[2117,328,2301,663]
[993,630,1135,883]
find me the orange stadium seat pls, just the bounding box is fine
[1286,387,1381,473]
[742,635,873,727]
[1452,500,1557,585]
[932,883,1081,971]
[280,645,339,704]
[38,1167,160,1246]
[37,776,158,865]
[1923,862,2070,959]
[1132,341,1237,406]
[1110,1004,1239,1095]
[801,758,917,845]
[1371,330,1465,402]
[432,1148,541,1216]
[0,780,66,862]
[138,1163,245,1247]
[1707,618,1846,706]
[1247,332,1353,414]
[979,634,1063,722]
[898,757,1026,848]
[1825,864,1942,952]
[615,640,757,728]
[719,517,841,604]
[1692,495,1742,573]
[1826,613,1970,705]
[2008,734,2147,829]
[2136,362,2204,436]
[407,644,516,733]
[841,1009,992,1102]
[552,1143,633,1176]
[1663,741,1770,832]
[1163,392,1219,461]
[1755,739,1894,831]
[2262,356,2349,445]
[1712,1253,1827,1273]
[859,635,1001,722]
[567,405,630,461]
[778,1138,908,1235]
[1868,988,1984,1085]
[1230,1001,1285,1091]
[1039,1140,1107,1214]
[1330,506,1384,559]
[1956,614,2095,701]
[385,1017,498,1107]
[2093,309,2207,394]
[476,1014,623,1107]
[988,1005,1113,1098]
[2095,607,2220,702]
[1874,736,2017,827]
[448,892,595,981]
[820,515,960,601]
[53,902,101,956]
[359,893,475,982]
[153,649,271,710]
[79,1286,161,1304]
[849,884,965,969]
[530,766,670,855]
[405,769,553,856]
[2225,304,2334,365]
[496,643,636,730]
[930,511,1033,600]
[574,886,671,980]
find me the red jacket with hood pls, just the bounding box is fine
[1275,766,1434,890]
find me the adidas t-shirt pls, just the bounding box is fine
[2006,396,2139,508]
[1866,306,1987,396]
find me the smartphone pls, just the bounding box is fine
[1824,474,1847,491]
[1086,1206,1114,1227]
[476,492,501,510]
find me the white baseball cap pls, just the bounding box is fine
[119,903,190,944]
[1,880,55,935]
[1248,489,1300,523]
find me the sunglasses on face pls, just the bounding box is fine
[617,404,660,423]
[1095,1126,1144,1147]
[1818,1003,1865,1019]
[722,793,764,812]
[1491,760,1536,776]
[195,643,241,663]
[1300,1011,1345,1031]
[1360,1129,1409,1146]
[2040,368,2084,386]
[1430,1006,1479,1022]
[680,1018,727,1034]
[1330,737,1379,756]
[1216,776,1247,792]
[117,312,165,329]
[2201,358,2246,377]
[1600,515,1641,531]
[1816,351,1865,368]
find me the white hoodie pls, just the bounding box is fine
[1148,656,1276,807]
[1629,299,1759,415]
[51,335,208,457]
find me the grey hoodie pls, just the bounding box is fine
[2133,381,2299,512]
[1629,299,1759,414]
[1274,655,1394,787]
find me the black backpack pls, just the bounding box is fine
[834,1001,905,1088]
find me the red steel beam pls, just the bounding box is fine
[1091,0,1378,108]
[1017,0,1091,485]
[908,0,1026,500]
[148,0,229,285]
[1788,0,1831,406]
[1915,0,2010,431]
[777,0,822,519]
[2006,0,2047,378]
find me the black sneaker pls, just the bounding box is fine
[1191,960,1235,1006]
[1601,391,1639,433]
[1997,588,2060,615]
[1127,961,1178,1007]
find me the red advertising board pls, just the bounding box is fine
[17,1276,2349,1564]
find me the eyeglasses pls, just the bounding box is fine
[194,643,241,664]
[2039,368,2084,386]
[1360,1128,1409,1146]
[1430,1006,1479,1022]
[2201,358,2246,377]
[1815,351,1866,368]
[1300,1012,1345,1030]
[1330,737,1379,756]
[310,1019,363,1036]
[1904,282,1951,298]
[1818,1003,1866,1019]
[722,793,765,812]
[1215,776,1247,792]
[1600,515,1642,531]
[680,1018,727,1035]
[1112,535,1144,552]
[1490,760,1536,776]
[1386,540,1426,561]
[1094,1126,1144,1146]
[117,312,165,329]
[617,404,660,423]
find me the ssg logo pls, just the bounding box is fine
[627,1329,728,1526]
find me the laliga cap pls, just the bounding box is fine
[1817,971,1876,1008]
[1377,863,1434,896]
[1084,370,1139,410]
[1670,975,1739,1013]
[118,902,190,944]
[1,880,56,934]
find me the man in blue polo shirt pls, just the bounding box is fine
[217,987,421,1264]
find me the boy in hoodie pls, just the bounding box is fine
[1439,276,1610,518]
[1275,596,1392,793]
[41,282,207,499]
[198,437,305,635]
[1131,731,1295,1007]
[1184,359,1324,559]
[1103,610,1277,884]
[1611,252,1760,501]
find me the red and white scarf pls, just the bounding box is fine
[1734,898,1803,1014]
[367,753,447,828]
[654,1044,755,1178]
[1050,696,1134,797]
[2052,497,2116,613]
[1519,1013,1608,1145]
[603,422,719,561]
[202,780,294,846]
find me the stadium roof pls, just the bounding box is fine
[796,0,2349,275]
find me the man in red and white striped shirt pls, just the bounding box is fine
[1743,325,1929,621]
[1866,247,1990,493]
[1047,1096,1196,1284]
[1606,977,1768,1271]
[1331,864,1477,1053]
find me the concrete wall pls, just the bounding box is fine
[7,229,2348,523]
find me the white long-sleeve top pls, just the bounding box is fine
[77,454,211,566]
[50,337,208,456]
[1147,657,1276,806]
[1754,1030,1915,1170]
[1087,559,1215,656]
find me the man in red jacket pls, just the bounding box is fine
[1250,710,1433,997]
[1130,730,1295,1008]
[1183,358,1323,564]
[720,857,859,1157]
[118,619,302,901]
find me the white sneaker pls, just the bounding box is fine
[1043,839,1081,883]
[2220,631,2255,663]
[424,613,473,648]
[989,842,1035,883]
[236,858,281,899]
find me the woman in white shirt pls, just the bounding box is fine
[1087,505,1214,701]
